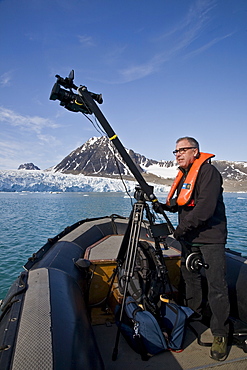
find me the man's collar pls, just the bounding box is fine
[179,162,193,175]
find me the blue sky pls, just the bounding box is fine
[0,0,246,170]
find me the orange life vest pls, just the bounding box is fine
[166,152,215,207]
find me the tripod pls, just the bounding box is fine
[112,187,171,361]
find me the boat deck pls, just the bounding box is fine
[93,320,247,370]
[86,232,247,369]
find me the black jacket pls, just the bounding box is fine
[174,162,227,244]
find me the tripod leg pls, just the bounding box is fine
[112,201,145,360]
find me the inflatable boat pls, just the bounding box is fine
[1,71,246,369]
[0,214,247,369]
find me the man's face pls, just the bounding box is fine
[175,139,199,169]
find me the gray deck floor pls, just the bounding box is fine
[93,321,247,370]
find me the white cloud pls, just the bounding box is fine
[120,61,157,82]
[184,32,235,59]
[78,35,95,47]
[0,107,60,134]
[0,71,12,86]
[0,140,19,157]
[118,0,232,83]
[37,134,61,145]
[0,139,33,170]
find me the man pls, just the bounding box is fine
[156,137,230,361]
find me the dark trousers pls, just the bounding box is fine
[180,243,230,337]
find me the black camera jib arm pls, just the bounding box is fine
[50,70,174,233]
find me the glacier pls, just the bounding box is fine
[0,169,171,193]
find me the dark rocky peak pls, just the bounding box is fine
[18,163,40,170]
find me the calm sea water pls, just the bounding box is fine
[0,192,246,300]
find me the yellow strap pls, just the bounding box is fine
[75,99,84,106]
[109,134,117,141]
[160,295,170,303]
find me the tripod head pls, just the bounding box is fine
[134,185,153,202]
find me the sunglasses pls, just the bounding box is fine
[173,147,197,155]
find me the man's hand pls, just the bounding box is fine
[153,202,177,214]
[152,201,165,214]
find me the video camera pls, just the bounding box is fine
[49,70,103,114]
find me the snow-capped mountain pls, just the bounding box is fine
[0,136,246,192]
[54,136,178,179]
[213,161,247,181]
[18,163,40,170]
[53,136,247,188]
